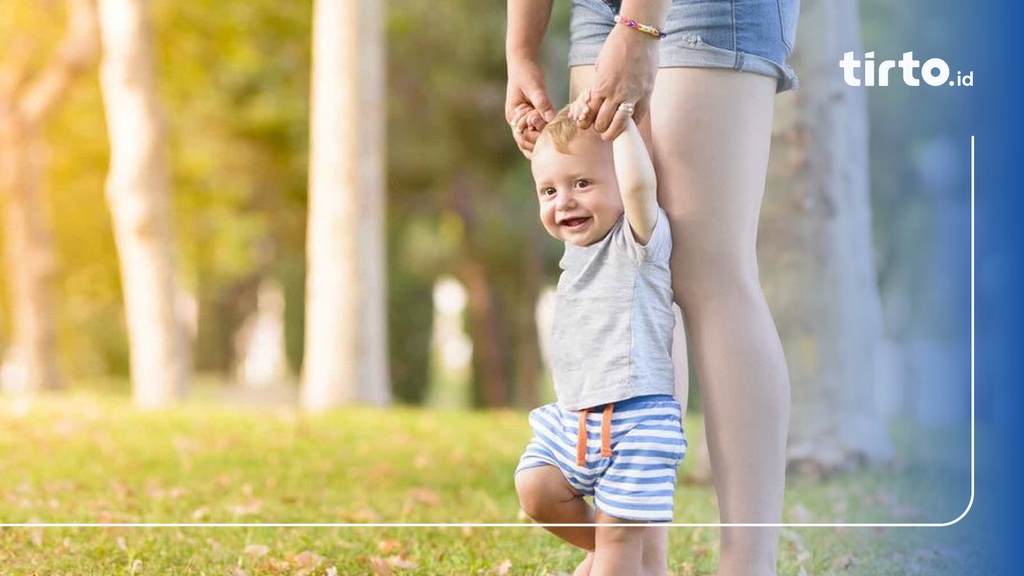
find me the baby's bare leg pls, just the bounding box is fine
[515,465,596,550]
[640,526,669,576]
[590,511,647,576]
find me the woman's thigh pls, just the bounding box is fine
[572,66,777,296]
[648,67,777,299]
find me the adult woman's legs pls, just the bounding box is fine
[650,68,790,576]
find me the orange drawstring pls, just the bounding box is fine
[601,403,613,458]
[576,403,615,466]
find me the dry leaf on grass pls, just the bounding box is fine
[244,544,270,557]
[493,559,512,575]
[368,556,393,575]
[831,554,857,570]
[377,539,403,554]
[228,499,263,516]
[408,488,441,506]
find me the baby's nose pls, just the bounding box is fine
[555,190,576,208]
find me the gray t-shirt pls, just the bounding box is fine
[550,208,676,410]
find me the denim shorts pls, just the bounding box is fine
[569,0,799,92]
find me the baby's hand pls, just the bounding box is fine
[509,103,547,157]
[569,89,592,124]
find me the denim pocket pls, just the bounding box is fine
[777,0,800,55]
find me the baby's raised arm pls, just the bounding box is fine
[571,91,658,243]
[611,117,658,245]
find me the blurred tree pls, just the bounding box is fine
[301,0,389,409]
[763,0,892,474]
[97,0,189,407]
[387,0,569,408]
[151,1,312,380]
[0,0,98,394]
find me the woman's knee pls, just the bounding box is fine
[671,252,762,311]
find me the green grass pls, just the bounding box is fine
[0,391,993,575]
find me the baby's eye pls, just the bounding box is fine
[540,187,557,197]
[574,179,591,189]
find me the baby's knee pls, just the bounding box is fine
[515,467,573,522]
[514,470,550,520]
[598,523,647,547]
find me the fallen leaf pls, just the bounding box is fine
[494,558,512,575]
[244,544,270,557]
[377,539,403,554]
[831,554,857,570]
[388,556,417,570]
[368,556,393,576]
[289,550,325,570]
[408,488,440,506]
[228,499,263,516]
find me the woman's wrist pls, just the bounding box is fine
[506,47,541,68]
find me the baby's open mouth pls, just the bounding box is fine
[561,217,589,228]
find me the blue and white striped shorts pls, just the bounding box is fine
[515,395,687,522]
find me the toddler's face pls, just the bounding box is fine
[531,132,623,247]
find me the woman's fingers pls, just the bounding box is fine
[593,96,623,136]
[597,100,638,141]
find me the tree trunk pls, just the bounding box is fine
[0,122,61,394]
[301,0,389,409]
[0,0,99,395]
[513,227,544,409]
[97,0,188,407]
[461,260,509,408]
[763,0,892,475]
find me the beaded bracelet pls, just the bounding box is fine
[613,14,667,39]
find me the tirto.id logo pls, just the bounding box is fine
[840,52,973,87]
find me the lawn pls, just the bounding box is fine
[0,391,992,575]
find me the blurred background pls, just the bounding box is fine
[1,0,975,501]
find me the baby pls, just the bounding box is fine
[514,94,687,576]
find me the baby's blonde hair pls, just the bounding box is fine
[536,105,580,155]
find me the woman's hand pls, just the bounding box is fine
[576,24,659,141]
[506,58,556,159]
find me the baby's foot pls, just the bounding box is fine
[572,552,594,576]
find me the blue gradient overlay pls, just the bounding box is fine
[972,1,1024,571]
[827,0,1019,570]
